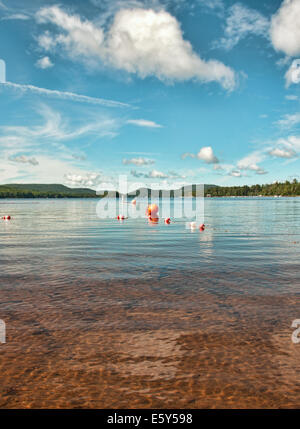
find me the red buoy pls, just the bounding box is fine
[199,223,205,231]
[164,218,171,224]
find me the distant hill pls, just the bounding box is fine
[1,181,299,198]
[0,184,97,198]
[0,183,213,199]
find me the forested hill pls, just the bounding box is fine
[0,184,97,198]
[0,180,300,198]
[205,180,300,197]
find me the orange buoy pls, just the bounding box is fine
[164,218,171,224]
[132,199,136,206]
[146,204,159,218]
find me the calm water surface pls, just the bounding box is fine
[0,198,299,408]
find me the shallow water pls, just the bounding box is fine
[0,198,299,408]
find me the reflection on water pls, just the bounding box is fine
[0,198,300,408]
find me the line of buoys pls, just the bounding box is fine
[2,215,11,220]
[116,203,205,233]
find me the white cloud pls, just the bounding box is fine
[8,155,39,166]
[1,81,129,108]
[35,56,54,69]
[127,119,162,128]
[269,147,297,159]
[0,104,120,159]
[237,151,267,175]
[270,0,300,57]
[123,157,155,166]
[276,112,300,129]
[214,3,269,50]
[1,13,29,20]
[131,169,168,178]
[229,170,242,177]
[36,6,236,90]
[130,168,184,179]
[182,146,219,164]
[275,135,300,153]
[285,95,298,100]
[64,172,102,188]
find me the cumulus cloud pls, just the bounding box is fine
[214,3,269,50]
[35,6,236,90]
[269,147,297,159]
[182,146,219,164]
[270,0,300,57]
[270,135,300,158]
[64,172,102,187]
[123,157,155,166]
[127,119,162,128]
[8,155,39,166]
[35,56,54,69]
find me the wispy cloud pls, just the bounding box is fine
[214,3,269,50]
[1,81,130,108]
[237,150,268,175]
[127,119,162,128]
[276,112,300,129]
[1,13,29,21]
[285,95,298,101]
[131,168,185,179]
[8,155,39,166]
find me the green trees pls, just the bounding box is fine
[205,179,300,197]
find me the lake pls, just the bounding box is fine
[0,197,299,408]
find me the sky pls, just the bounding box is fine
[1,0,300,189]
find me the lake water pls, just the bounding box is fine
[0,198,299,408]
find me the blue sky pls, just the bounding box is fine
[1,0,300,189]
